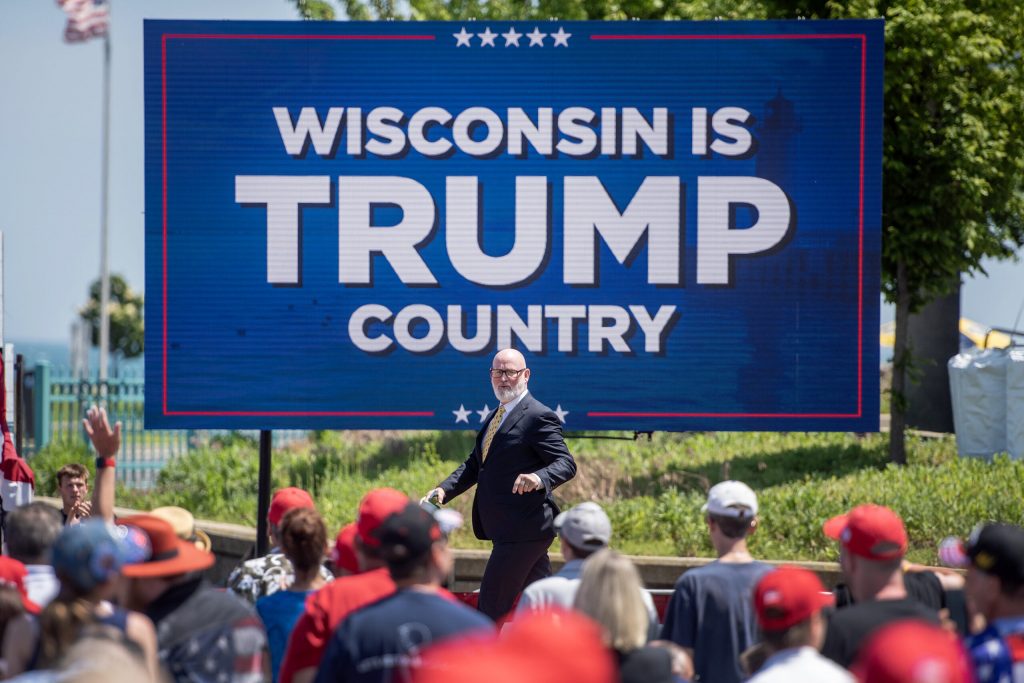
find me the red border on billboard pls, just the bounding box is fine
[160,31,868,420]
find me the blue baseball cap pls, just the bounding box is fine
[51,520,149,592]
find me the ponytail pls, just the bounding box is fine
[37,595,97,668]
[280,507,327,573]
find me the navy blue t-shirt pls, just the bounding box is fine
[660,560,771,683]
[313,588,493,683]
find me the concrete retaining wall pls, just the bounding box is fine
[36,497,844,589]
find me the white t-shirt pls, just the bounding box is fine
[23,565,59,608]
[748,646,854,683]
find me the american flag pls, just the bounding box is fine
[57,0,109,43]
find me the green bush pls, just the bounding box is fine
[107,429,1024,565]
[25,441,94,498]
[120,438,264,524]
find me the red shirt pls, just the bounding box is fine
[278,567,395,683]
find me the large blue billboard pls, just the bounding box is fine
[144,19,882,431]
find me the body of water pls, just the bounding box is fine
[6,339,144,377]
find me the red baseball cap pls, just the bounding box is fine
[356,488,409,548]
[0,556,40,615]
[331,522,360,574]
[824,504,907,561]
[415,609,616,683]
[754,566,834,632]
[851,620,974,683]
[269,487,315,527]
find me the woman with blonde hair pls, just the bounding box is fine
[574,549,688,683]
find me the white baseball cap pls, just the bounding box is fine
[702,481,758,519]
[555,502,612,550]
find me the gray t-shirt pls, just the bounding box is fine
[517,558,586,611]
[660,560,772,683]
[518,558,660,641]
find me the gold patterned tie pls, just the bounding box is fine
[481,405,506,461]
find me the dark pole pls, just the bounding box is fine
[256,430,272,557]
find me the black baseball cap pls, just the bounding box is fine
[373,502,443,564]
[966,523,1024,584]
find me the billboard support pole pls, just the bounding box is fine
[256,430,272,557]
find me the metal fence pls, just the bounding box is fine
[21,360,309,489]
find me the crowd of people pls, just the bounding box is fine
[0,423,1021,682]
[0,347,1020,682]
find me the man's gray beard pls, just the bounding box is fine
[493,381,524,404]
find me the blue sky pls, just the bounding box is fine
[1,0,1022,346]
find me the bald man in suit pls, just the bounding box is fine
[424,349,577,621]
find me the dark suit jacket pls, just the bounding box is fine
[439,393,576,543]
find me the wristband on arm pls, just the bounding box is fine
[95,456,116,469]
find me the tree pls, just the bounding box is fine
[292,0,769,21]
[827,0,1024,463]
[290,0,1024,463]
[291,0,338,20]
[79,274,145,360]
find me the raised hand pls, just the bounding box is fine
[82,404,122,458]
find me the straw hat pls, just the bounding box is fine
[119,514,215,579]
[149,506,213,553]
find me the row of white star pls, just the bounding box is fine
[452,403,570,424]
[452,26,571,48]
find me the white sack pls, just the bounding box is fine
[948,348,1007,459]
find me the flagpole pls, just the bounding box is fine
[98,23,111,385]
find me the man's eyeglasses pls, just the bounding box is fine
[489,368,527,380]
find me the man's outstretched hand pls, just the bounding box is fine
[82,405,121,458]
[421,487,446,506]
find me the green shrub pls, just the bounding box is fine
[25,441,93,498]
[119,439,263,523]
[109,429,1024,565]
